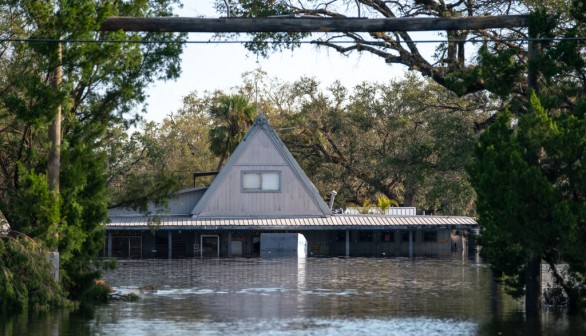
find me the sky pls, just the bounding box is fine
[142,2,440,122]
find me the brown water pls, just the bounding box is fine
[2,256,585,335]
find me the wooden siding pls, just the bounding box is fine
[197,130,325,218]
[167,189,207,214]
[237,131,287,165]
[109,188,206,216]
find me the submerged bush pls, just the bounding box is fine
[0,233,70,316]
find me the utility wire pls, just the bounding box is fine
[1,37,585,44]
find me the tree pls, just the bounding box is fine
[0,0,184,311]
[0,230,69,315]
[270,74,489,214]
[469,3,585,315]
[208,94,257,169]
[469,96,586,314]
[105,123,181,213]
[214,0,542,98]
[107,92,218,211]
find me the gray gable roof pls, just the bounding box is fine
[191,115,332,218]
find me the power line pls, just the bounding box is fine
[0,36,585,45]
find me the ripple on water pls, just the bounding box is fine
[90,317,478,336]
[154,288,228,295]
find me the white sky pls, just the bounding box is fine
[142,2,440,122]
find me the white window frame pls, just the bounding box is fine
[241,171,282,193]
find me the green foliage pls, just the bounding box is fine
[360,199,373,214]
[106,123,181,212]
[272,74,486,215]
[0,234,69,315]
[477,45,525,98]
[139,73,481,217]
[532,5,586,114]
[208,94,257,169]
[213,0,535,97]
[6,167,61,249]
[0,0,185,313]
[377,195,398,214]
[469,5,586,311]
[216,0,308,57]
[58,136,109,297]
[470,94,586,308]
[107,92,220,211]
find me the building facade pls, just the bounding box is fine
[105,115,477,258]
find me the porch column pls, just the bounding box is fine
[227,231,232,257]
[346,230,350,258]
[168,231,172,260]
[408,230,413,258]
[107,231,112,258]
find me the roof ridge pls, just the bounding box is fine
[191,115,331,217]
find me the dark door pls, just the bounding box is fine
[200,235,219,258]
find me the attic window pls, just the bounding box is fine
[242,171,281,192]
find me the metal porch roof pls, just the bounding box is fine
[106,214,477,230]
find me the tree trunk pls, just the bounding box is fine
[402,180,416,208]
[525,252,542,318]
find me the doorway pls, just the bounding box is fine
[200,235,220,258]
[230,240,243,257]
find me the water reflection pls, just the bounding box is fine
[2,257,586,335]
[97,257,511,331]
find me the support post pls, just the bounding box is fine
[227,231,232,257]
[45,252,59,281]
[408,231,413,258]
[107,231,112,258]
[48,41,62,253]
[346,230,350,258]
[48,41,62,194]
[527,26,539,96]
[168,231,172,260]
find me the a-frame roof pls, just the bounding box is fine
[191,115,332,218]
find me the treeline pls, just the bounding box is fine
[111,73,490,216]
[0,0,585,317]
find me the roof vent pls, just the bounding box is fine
[329,190,337,210]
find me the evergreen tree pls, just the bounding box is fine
[471,95,586,313]
[469,3,585,314]
[0,0,184,312]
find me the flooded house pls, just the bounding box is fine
[105,115,477,259]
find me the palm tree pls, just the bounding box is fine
[208,94,257,169]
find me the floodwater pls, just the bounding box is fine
[2,256,586,336]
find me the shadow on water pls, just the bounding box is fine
[477,310,586,336]
[2,256,586,335]
[0,304,97,336]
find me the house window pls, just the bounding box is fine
[381,231,394,242]
[423,231,437,242]
[242,171,281,192]
[358,231,373,242]
[112,236,142,258]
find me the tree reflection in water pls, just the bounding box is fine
[2,257,585,335]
